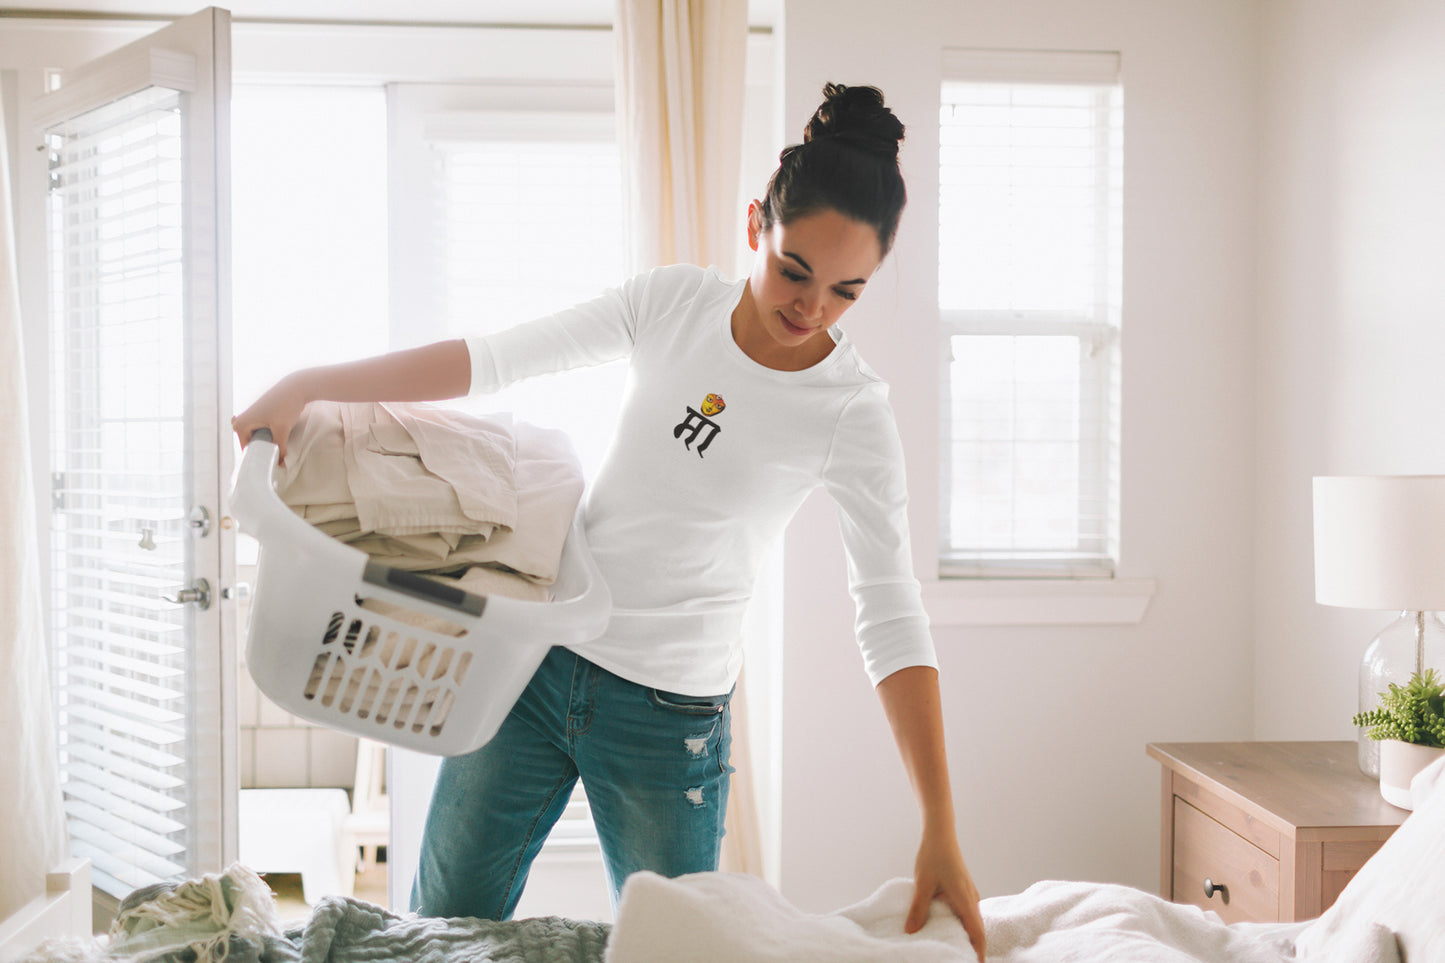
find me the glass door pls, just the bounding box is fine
[34,7,235,900]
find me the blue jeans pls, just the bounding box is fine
[410,646,733,920]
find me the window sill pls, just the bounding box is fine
[920,577,1156,626]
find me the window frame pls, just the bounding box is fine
[936,49,1124,581]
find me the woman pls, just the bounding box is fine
[233,82,986,960]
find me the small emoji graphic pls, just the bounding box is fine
[701,393,726,417]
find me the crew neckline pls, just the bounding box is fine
[718,275,847,379]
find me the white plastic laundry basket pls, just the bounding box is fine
[230,429,611,756]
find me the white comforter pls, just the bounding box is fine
[605,872,1311,963]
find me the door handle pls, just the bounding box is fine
[164,578,212,610]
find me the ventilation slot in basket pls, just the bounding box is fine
[303,610,470,739]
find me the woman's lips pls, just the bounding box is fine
[779,312,810,336]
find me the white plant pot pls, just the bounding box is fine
[1378,739,1445,810]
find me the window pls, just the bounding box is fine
[388,85,627,481]
[938,50,1123,578]
[231,85,389,417]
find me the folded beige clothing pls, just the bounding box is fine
[277,401,516,540]
[277,400,353,508]
[341,403,516,538]
[276,402,583,585]
[339,532,458,567]
[300,502,363,526]
[385,403,521,529]
[426,419,584,585]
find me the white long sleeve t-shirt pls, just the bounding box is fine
[466,263,936,695]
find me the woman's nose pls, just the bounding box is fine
[796,288,823,320]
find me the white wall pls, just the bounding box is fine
[775,0,1262,907]
[1254,1,1445,736]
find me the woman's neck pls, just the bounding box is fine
[729,287,834,372]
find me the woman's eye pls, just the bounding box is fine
[835,289,858,302]
[781,269,807,282]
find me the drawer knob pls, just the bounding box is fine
[1203,877,1228,902]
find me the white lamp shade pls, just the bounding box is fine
[1313,475,1445,610]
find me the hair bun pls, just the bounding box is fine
[803,82,905,160]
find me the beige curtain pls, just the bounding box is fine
[0,94,69,921]
[612,0,748,273]
[612,0,761,876]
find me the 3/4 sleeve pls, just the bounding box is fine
[465,274,642,396]
[821,384,939,686]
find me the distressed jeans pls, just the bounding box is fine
[410,645,733,920]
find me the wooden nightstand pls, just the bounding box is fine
[1146,741,1408,923]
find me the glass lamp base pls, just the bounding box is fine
[1358,610,1445,777]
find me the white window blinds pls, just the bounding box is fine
[427,113,625,340]
[938,50,1124,578]
[46,86,195,898]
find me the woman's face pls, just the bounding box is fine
[740,204,883,363]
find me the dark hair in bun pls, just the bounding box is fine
[757,83,907,255]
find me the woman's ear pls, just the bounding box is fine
[746,200,763,252]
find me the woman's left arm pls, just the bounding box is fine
[876,665,986,962]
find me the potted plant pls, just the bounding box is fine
[1352,667,1445,809]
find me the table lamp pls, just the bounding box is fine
[1313,475,1445,776]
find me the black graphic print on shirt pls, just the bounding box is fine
[673,393,726,457]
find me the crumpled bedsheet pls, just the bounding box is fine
[604,872,1313,963]
[981,880,1307,963]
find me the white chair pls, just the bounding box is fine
[239,738,389,904]
[343,738,389,872]
[239,787,356,904]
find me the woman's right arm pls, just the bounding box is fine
[235,268,652,461]
[231,338,470,462]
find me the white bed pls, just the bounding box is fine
[7,756,1443,962]
[606,750,1443,961]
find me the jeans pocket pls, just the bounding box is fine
[646,687,731,716]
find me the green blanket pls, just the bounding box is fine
[283,896,609,963]
[16,868,609,963]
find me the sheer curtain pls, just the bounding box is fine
[612,0,748,273]
[0,95,69,922]
[611,0,761,876]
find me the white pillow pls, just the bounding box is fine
[1294,755,1445,962]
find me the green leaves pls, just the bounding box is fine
[1353,668,1445,748]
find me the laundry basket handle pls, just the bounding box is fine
[361,561,488,616]
[249,427,274,444]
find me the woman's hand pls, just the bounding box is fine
[231,372,311,464]
[906,825,986,961]
[875,665,986,961]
